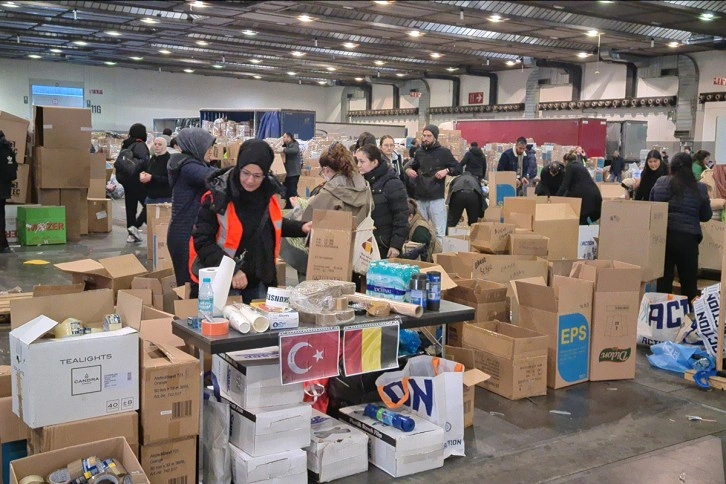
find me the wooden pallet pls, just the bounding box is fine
[0,292,33,325]
[684,369,726,391]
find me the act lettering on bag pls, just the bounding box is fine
[560,325,588,345]
[381,379,434,416]
[648,299,689,330]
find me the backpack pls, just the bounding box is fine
[0,145,18,183]
[115,143,140,185]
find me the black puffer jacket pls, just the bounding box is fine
[460,146,487,179]
[557,160,603,224]
[406,142,460,200]
[364,161,410,255]
[650,176,712,241]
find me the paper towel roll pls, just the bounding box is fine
[223,305,251,334]
[237,304,270,333]
[199,255,235,316]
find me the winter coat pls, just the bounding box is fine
[650,176,712,241]
[635,163,668,201]
[301,172,372,227]
[119,139,150,190]
[139,152,171,199]
[282,140,301,177]
[610,156,625,176]
[0,142,16,199]
[556,160,603,224]
[364,161,409,255]
[446,171,484,206]
[460,147,487,179]
[497,148,537,180]
[535,166,565,196]
[406,142,460,200]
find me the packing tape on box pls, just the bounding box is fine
[54,317,84,338]
[90,474,119,484]
[223,305,251,334]
[202,317,229,336]
[19,477,45,484]
[47,468,71,484]
[266,286,291,308]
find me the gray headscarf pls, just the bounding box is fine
[175,128,215,162]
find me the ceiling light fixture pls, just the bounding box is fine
[342,42,358,49]
[196,40,209,46]
[699,12,715,21]
[326,66,336,71]
[486,58,490,66]
[28,54,42,59]
[599,1,614,3]
[553,4,564,9]
[212,64,223,69]
[242,30,257,36]
[287,71,296,76]
[318,80,327,85]
[253,75,262,79]
[184,68,195,73]
[249,59,262,64]
[577,52,590,58]
[190,1,206,7]
[141,18,159,24]
[104,61,117,66]
[297,14,313,22]
[291,51,305,57]
[446,67,458,72]
[2,2,19,7]
[129,56,143,61]
[354,77,364,81]
[408,30,422,37]
[668,41,679,48]
[489,14,503,22]
[396,73,405,77]
[374,1,391,4]
[50,48,62,53]
[430,52,442,59]
[505,60,516,66]
[105,30,122,37]
[159,49,172,54]
[587,30,599,37]
[374,60,385,66]
[72,40,88,46]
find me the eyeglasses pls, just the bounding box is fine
[240,169,264,180]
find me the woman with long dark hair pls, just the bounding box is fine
[556,150,602,224]
[650,153,712,303]
[634,150,668,200]
[692,150,710,180]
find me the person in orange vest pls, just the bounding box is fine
[189,139,311,302]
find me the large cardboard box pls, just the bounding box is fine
[434,251,487,279]
[469,222,516,253]
[88,198,112,233]
[472,254,549,285]
[503,197,581,260]
[33,147,90,189]
[0,367,30,484]
[508,232,549,257]
[140,436,196,484]
[89,152,107,198]
[229,402,312,457]
[443,278,508,329]
[10,437,148,484]
[28,411,138,456]
[516,277,593,389]
[699,221,724,271]
[140,341,200,444]
[461,321,548,400]
[3,204,38,244]
[0,112,28,164]
[147,204,172,261]
[597,182,628,200]
[33,106,92,150]
[153,222,171,270]
[8,164,29,204]
[570,260,642,381]
[230,446,307,484]
[16,206,66,246]
[442,234,470,253]
[79,188,88,236]
[131,269,177,314]
[59,188,82,242]
[307,209,354,281]
[338,404,444,478]
[488,171,517,208]
[439,347,490,427]
[308,409,369,482]
[298,175,323,198]
[35,188,60,206]
[55,254,148,294]
[598,200,668,281]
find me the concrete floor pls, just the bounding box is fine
[1,199,724,483]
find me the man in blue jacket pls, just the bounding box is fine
[497,137,537,193]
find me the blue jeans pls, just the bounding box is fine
[416,198,446,245]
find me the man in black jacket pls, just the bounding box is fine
[404,124,460,244]
[460,142,487,181]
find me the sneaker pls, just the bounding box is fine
[128,226,143,242]
[126,234,137,243]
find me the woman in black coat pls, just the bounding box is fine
[634,150,668,201]
[139,136,172,204]
[556,150,602,224]
[0,130,18,253]
[120,123,150,243]
[355,144,409,258]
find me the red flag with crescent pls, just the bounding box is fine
[279,327,340,385]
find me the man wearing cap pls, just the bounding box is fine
[404,124,460,244]
[497,137,537,194]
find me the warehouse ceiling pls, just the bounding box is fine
[0,0,724,85]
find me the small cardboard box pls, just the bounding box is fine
[442,234,470,253]
[469,222,516,253]
[33,106,92,150]
[3,204,39,244]
[516,276,593,389]
[10,437,148,484]
[461,321,548,400]
[33,147,90,189]
[16,206,66,246]
[338,404,444,478]
[131,269,177,313]
[439,347,490,427]
[8,164,29,204]
[229,402,312,457]
[308,409,368,482]
[699,221,724,271]
[570,260,642,381]
[508,233,549,257]
[597,182,627,200]
[55,254,148,294]
[434,252,487,279]
[147,203,172,261]
[59,188,82,242]
[88,198,112,233]
[272,152,286,176]
[472,254,549,285]
[598,200,668,281]
[28,411,138,456]
[307,210,354,281]
[488,171,517,208]
[0,111,28,163]
[230,445,307,484]
[212,351,302,409]
[140,436,196,484]
[448,226,470,237]
[153,222,171,270]
[140,341,200,444]
[0,367,30,484]
[443,279,508,323]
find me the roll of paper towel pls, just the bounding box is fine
[199,256,236,316]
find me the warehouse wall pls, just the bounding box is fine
[459,75,491,106]
[0,59,343,132]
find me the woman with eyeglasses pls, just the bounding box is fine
[379,135,404,181]
[190,139,311,302]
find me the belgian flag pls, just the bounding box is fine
[343,322,400,376]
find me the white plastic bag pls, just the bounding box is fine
[203,372,232,484]
[637,293,690,346]
[352,206,380,274]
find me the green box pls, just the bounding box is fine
[17,206,66,246]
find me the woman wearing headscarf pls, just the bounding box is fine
[119,123,150,243]
[634,150,668,201]
[167,128,217,287]
[556,150,602,224]
[0,131,18,253]
[650,153,712,303]
[191,140,310,302]
[139,137,172,204]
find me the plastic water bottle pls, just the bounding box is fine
[364,404,415,432]
[198,277,214,319]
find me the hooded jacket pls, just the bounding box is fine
[460,146,487,179]
[406,141,460,200]
[364,159,410,254]
[282,140,301,177]
[301,172,372,227]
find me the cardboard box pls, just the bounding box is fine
[79,188,88,236]
[570,260,642,381]
[472,254,549,285]
[439,347,490,427]
[59,188,82,242]
[89,152,107,198]
[28,411,138,456]
[88,198,112,233]
[3,204,38,244]
[116,291,185,348]
[469,222,516,253]
[147,204,172,261]
[230,445,307,484]
[448,226,470,237]
[461,321,548,400]
[55,254,148,294]
[0,367,30,484]
[508,233,549,257]
[35,188,60,206]
[229,402,312,457]
[0,112,28,164]
[483,206,502,223]
[307,210,354,281]
[516,276,593,389]
[153,222,171,270]
[131,269,177,313]
[503,197,581,260]
[276,259,287,287]
[597,182,627,200]
[16,205,66,246]
[308,409,369,482]
[33,106,92,150]
[10,437,148,484]
[140,341,200,444]
[338,404,444,478]
[8,164,29,204]
[213,352,302,408]
[488,171,517,208]
[386,258,457,290]
[298,175,322,198]
[548,259,581,285]
[33,147,90,189]
[598,200,668,281]
[699,221,724,271]
[434,252,487,279]
[442,234,470,253]
[140,436,196,484]
[443,279,508,323]
[578,225,599,260]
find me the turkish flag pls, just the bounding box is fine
[279,328,340,385]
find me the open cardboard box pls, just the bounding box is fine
[0,366,30,484]
[469,222,516,254]
[55,254,148,295]
[116,290,184,348]
[131,268,177,313]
